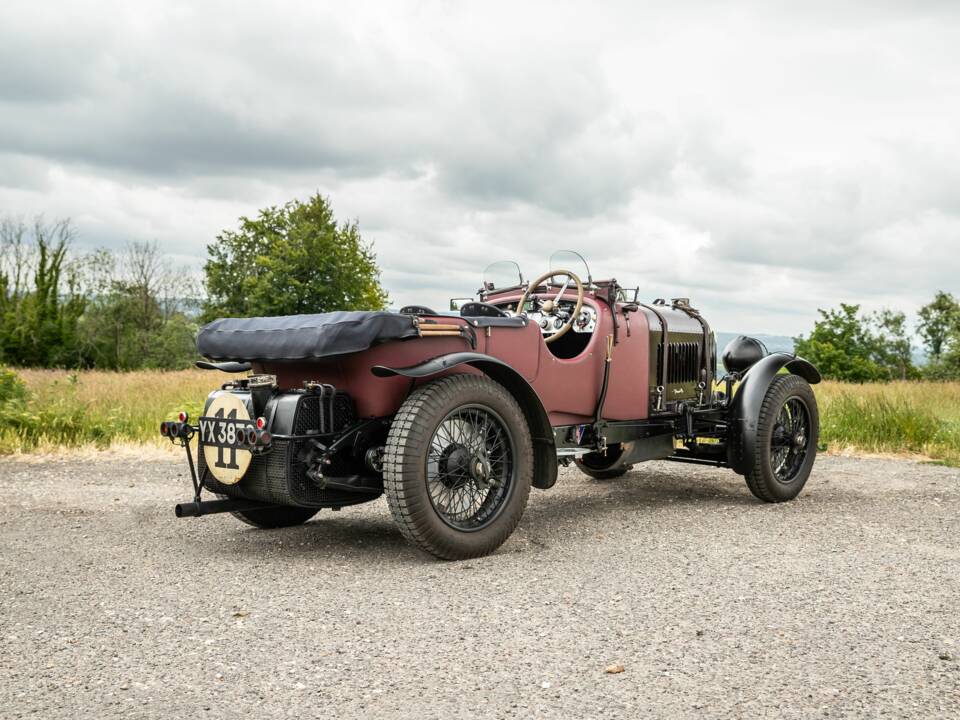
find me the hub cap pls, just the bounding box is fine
[426,405,514,531]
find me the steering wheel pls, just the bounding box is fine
[515,269,584,344]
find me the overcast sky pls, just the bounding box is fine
[2,1,959,334]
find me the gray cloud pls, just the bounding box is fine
[1,0,959,335]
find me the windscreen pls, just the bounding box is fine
[482,260,523,291]
[549,250,591,284]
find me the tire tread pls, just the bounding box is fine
[383,374,532,559]
[744,374,818,503]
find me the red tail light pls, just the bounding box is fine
[259,431,272,446]
[159,422,169,436]
[256,416,266,430]
[178,411,189,423]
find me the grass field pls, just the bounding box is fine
[1,369,959,464]
[0,369,221,454]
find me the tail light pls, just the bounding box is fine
[159,422,170,436]
[178,410,189,423]
[256,416,266,430]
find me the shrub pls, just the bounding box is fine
[0,367,26,406]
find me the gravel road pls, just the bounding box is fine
[1,452,958,719]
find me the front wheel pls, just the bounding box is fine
[744,374,819,502]
[383,374,533,560]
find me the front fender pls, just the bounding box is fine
[372,352,558,490]
[727,353,821,474]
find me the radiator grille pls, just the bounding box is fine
[656,341,701,386]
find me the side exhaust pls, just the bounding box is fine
[174,498,281,518]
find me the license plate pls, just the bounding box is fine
[200,393,255,485]
[199,414,255,451]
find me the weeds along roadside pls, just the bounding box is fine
[1,368,959,465]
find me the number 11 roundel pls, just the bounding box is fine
[201,393,253,485]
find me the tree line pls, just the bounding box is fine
[0,194,388,370]
[2,192,957,382]
[0,216,199,369]
[794,293,960,381]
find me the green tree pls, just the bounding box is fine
[77,243,198,370]
[872,309,916,381]
[794,303,915,382]
[0,217,85,367]
[917,291,960,361]
[203,193,388,320]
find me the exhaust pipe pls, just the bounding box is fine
[174,498,281,518]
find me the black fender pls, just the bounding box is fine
[372,352,557,489]
[727,353,821,475]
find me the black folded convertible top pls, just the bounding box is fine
[196,311,419,362]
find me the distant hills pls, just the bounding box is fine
[715,331,795,357]
[714,332,794,376]
[714,331,927,369]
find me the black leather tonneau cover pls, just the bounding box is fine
[196,311,419,362]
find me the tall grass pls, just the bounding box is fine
[0,368,220,453]
[815,381,960,464]
[1,369,959,464]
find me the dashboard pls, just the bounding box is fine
[501,301,597,336]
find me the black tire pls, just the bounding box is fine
[383,374,533,560]
[216,495,319,528]
[744,374,819,503]
[575,444,632,480]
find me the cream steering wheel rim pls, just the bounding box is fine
[516,269,584,345]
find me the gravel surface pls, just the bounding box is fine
[1,452,958,719]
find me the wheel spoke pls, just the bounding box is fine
[425,404,515,530]
[771,396,811,483]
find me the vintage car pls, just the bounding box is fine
[162,251,821,559]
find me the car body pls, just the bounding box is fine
[163,251,821,559]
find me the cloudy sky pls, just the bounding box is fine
[2,1,959,335]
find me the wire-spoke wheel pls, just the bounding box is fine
[744,374,819,502]
[426,405,515,531]
[384,374,533,560]
[770,398,812,483]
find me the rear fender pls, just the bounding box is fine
[727,353,821,474]
[372,353,557,489]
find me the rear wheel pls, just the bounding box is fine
[744,374,819,502]
[383,374,533,560]
[575,444,632,480]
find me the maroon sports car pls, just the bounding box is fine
[162,251,821,559]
